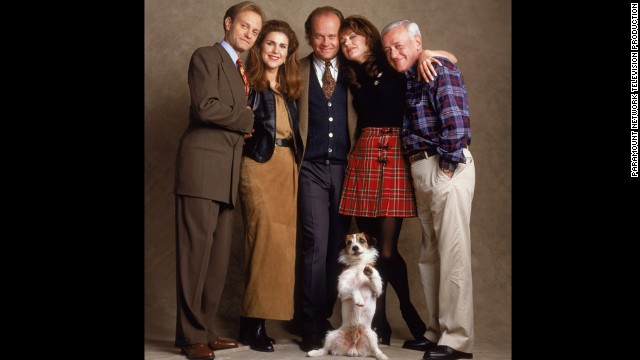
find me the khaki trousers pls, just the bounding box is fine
[410,148,475,353]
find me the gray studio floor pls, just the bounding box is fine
[145,319,511,360]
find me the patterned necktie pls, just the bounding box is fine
[236,58,249,99]
[322,61,336,99]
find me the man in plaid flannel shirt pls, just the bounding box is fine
[382,20,476,360]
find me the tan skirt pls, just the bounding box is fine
[239,146,298,320]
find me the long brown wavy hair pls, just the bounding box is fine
[339,15,386,89]
[246,19,302,100]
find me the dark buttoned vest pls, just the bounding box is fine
[304,69,349,164]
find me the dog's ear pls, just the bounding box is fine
[343,235,351,250]
[365,233,377,246]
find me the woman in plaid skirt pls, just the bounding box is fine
[337,15,457,350]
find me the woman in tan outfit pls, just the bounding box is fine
[238,19,303,353]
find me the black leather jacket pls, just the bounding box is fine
[243,87,303,164]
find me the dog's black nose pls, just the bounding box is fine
[352,246,359,252]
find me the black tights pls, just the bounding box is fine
[355,216,427,340]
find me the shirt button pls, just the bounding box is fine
[329,133,333,137]
[328,148,333,152]
[328,102,332,107]
[329,117,333,122]
[325,160,330,165]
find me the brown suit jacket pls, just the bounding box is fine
[297,54,358,159]
[174,43,254,206]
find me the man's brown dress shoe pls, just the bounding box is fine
[208,338,239,350]
[180,343,214,359]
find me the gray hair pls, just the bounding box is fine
[381,20,421,39]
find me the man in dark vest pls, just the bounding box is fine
[295,6,358,352]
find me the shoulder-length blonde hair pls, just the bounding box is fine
[246,19,302,100]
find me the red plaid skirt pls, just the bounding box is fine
[339,127,416,217]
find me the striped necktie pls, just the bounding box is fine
[236,58,249,98]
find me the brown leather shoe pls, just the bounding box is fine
[208,338,239,350]
[180,343,214,359]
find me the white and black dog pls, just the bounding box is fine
[308,232,388,360]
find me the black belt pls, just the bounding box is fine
[275,138,293,147]
[408,149,438,163]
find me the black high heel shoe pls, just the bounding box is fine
[402,336,437,352]
[239,316,275,345]
[372,322,391,345]
[399,303,434,351]
[243,317,274,352]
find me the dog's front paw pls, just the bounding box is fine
[375,352,389,360]
[308,349,325,357]
[363,265,373,276]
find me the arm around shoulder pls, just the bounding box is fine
[418,49,458,81]
[428,50,457,64]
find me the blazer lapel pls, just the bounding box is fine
[214,42,246,105]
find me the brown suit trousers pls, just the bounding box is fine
[174,196,234,346]
[174,43,252,346]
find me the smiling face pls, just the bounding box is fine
[382,25,422,73]
[309,12,341,61]
[224,10,263,54]
[340,31,370,64]
[259,31,289,70]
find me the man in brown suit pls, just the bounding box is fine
[173,2,264,359]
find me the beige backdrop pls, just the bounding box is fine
[145,0,511,352]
